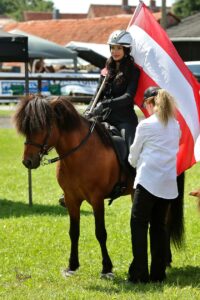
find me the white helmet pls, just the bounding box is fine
[107,30,132,48]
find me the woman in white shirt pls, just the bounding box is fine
[128,87,181,283]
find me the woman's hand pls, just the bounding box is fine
[83,102,104,119]
[92,102,104,116]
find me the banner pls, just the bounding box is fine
[128,1,200,174]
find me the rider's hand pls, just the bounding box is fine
[83,109,93,119]
[93,102,104,116]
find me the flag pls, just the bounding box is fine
[127,1,200,175]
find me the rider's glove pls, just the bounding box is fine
[92,102,104,116]
[83,109,93,119]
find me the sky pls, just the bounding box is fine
[52,0,176,13]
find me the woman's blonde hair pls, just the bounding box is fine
[154,89,177,126]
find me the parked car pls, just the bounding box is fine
[185,61,200,82]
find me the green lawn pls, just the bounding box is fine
[0,128,200,300]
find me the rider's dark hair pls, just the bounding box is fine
[105,47,134,87]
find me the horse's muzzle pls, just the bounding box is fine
[22,155,40,169]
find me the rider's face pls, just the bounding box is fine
[110,45,125,61]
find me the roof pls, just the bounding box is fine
[154,11,180,21]
[3,13,186,52]
[87,4,135,18]
[23,11,87,21]
[166,12,200,37]
[23,4,135,21]
[4,15,132,45]
[166,13,200,61]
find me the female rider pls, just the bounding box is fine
[85,29,140,150]
[59,30,140,206]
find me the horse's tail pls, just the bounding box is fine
[169,172,185,248]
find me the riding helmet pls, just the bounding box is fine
[107,30,132,48]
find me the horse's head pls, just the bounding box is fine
[23,128,52,169]
[13,95,54,169]
[13,95,82,169]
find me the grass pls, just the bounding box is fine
[0,128,200,299]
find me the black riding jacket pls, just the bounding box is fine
[91,62,140,126]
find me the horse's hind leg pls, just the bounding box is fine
[93,200,113,277]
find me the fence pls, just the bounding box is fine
[0,72,99,104]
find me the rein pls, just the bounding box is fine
[41,120,97,165]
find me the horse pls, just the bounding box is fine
[13,95,185,277]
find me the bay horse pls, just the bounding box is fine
[13,95,184,277]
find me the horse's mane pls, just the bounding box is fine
[13,95,113,147]
[13,95,81,136]
[13,95,52,136]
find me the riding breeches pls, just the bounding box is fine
[114,122,137,150]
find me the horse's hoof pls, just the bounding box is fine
[61,269,75,277]
[100,272,114,280]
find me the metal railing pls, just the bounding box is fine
[0,72,99,104]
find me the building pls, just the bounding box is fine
[167,12,200,61]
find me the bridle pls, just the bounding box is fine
[25,128,51,160]
[24,120,97,166]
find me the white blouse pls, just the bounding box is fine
[128,114,181,199]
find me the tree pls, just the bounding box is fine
[172,0,200,18]
[0,0,54,21]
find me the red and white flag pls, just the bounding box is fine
[127,1,200,175]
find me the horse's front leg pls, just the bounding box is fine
[93,200,113,278]
[63,200,81,276]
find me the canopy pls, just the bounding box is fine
[0,30,28,62]
[66,41,109,69]
[0,29,31,205]
[10,29,77,60]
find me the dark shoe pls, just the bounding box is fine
[59,194,67,208]
[150,274,166,283]
[128,262,149,283]
[128,277,149,284]
[128,274,149,284]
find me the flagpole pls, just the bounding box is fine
[161,0,167,29]
[127,0,144,29]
